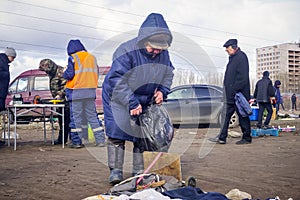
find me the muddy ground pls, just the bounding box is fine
[0,117,300,200]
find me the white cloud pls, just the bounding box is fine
[1,0,299,81]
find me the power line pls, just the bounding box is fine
[64,0,282,43]
[7,0,139,27]
[0,23,105,42]
[5,0,282,45]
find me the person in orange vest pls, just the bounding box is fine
[63,39,105,148]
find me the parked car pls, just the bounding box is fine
[163,84,239,128]
[5,66,111,123]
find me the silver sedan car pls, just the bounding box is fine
[163,84,239,127]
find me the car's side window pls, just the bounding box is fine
[168,88,194,99]
[8,80,18,94]
[195,87,209,97]
[17,77,28,92]
[208,88,222,97]
[34,76,50,91]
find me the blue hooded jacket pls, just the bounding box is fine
[102,13,174,141]
[274,80,282,104]
[63,39,97,101]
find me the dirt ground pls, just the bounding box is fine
[1,117,300,200]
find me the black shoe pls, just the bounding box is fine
[262,125,272,130]
[208,137,226,144]
[54,140,62,145]
[0,140,5,147]
[236,139,251,145]
[68,143,84,149]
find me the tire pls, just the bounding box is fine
[229,111,239,128]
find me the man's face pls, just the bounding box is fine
[225,46,236,55]
[39,62,51,73]
[8,56,15,62]
[145,44,163,58]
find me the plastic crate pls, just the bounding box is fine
[251,128,279,137]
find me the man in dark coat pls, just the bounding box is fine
[209,39,252,145]
[253,71,275,129]
[0,47,16,111]
[0,47,16,146]
[39,59,70,145]
[102,13,174,184]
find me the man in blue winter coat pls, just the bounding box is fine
[102,13,174,184]
[0,47,16,147]
[209,39,252,145]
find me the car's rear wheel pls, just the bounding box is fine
[229,112,239,128]
[218,111,239,128]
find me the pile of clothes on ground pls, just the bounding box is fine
[82,173,257,200]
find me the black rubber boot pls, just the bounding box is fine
[107,141,125,185]
[132,146,144,177]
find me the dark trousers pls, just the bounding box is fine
[292,102,297,110]
[57,103,70,143]
[219,103,251,142]
[0,98,5,112]
[257,102,273,128]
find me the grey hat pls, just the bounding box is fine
[5,47,17,58]
[147,34,171,50]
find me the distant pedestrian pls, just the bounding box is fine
[253,71,275,129]
[291,93,297,111]
[274,80,284,113]
[209,39,252,145]
[64,39,106,149]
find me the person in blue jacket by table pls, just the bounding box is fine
[102,13,174,185]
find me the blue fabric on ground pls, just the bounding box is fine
[162,186,229,200]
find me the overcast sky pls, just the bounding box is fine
[1,0,299,81]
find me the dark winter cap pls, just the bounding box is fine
[223,39,238,48]
[147,33,171,50]
[274,80,281,86]
[263,71,269,77]
[5,47,17,58]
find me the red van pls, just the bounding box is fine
[5,66,110,122]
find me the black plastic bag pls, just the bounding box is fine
[131,104,174,152]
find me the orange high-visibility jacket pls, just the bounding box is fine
[66,51,98,89]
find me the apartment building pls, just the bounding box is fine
[256,43,300,93]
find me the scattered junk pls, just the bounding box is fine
[277,125,296,132]
[82,151,231,200]
[225,188,251,200]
